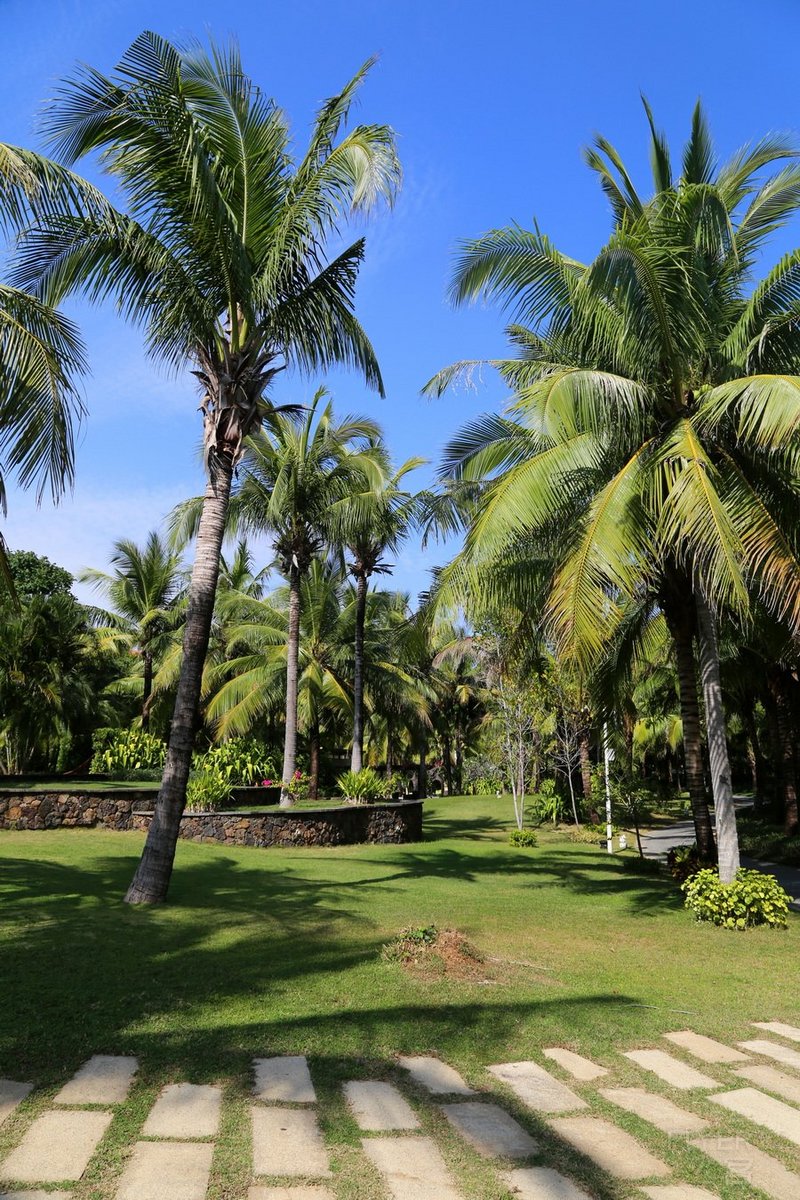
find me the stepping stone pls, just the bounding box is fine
[248,1190,335,1200]
[739,1039,800,1071]
[542,1048,607,1081]
[488,1062,587,1113]
[754,1021,800,1044]
[253,1056,316,1103]
[548,1116,670,1179]
[501,1167,592,1199]
[623,1049,718,1089]
[710,1087,800,1148]
[397,1055,474,1095]
[691,1135,800,1200]
[141,1083,222,1139]
[0,1193,74,1200]
[54,1055,138,1105]
[641,1189,721,1200]
[733,1063,800,1105]
[115,1141,214,1200]
[663,1030,749,1064]
[600,1087,709,1135]
[0,1081,33,1128]
[343,1081,419,1131]
[361,1135,462,1200]
[251,1107,330,1177]
[442,1101,538,1158]
[1,1109,112,1182]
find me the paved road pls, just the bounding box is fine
[641,804,800,908]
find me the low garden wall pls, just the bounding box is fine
[0,789,423,847]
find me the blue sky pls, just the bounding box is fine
[3,0,800,602]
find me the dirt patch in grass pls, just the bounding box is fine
[381,924,509,983]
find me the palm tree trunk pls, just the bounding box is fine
[662,589,715,859]
[695,591,740,882]
[768,668,799,836]
[417,739,427,799]
[578,730,592,802]
[280,566,302,808]
[350,571,368,772]
[141,648,153,732]
[442,732,453,796]
[309,716,320,801]
[385,717,394,777]
[125,461,232,904]
[742,701,766,812]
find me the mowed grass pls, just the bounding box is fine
[2,795,799,1199]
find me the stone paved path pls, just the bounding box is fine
[4,1026,800,1196]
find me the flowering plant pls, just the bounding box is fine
[260,779,273,787]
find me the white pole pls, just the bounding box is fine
[603,722,613,855]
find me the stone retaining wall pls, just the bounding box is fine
[0,790,423,847]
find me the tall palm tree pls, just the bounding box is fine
[334,456,425,771]
[235,389,385,803]
[14,33,400,900]
[429,104,800,878]
[80,532,185,729]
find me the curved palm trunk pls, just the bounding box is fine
[309,715,320,801]
[695,591,740,882]
[662,589,715,859]
[578,729,592,802]
[125,461,232,904]
[280,567,302,807]
[350,571,368,772]
[141,648,153,732]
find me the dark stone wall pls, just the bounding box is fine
[0,790,423,847]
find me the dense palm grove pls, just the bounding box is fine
[2,32,800,901]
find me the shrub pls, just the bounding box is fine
[199,739,276,786]
[287,768,310,802]
[185,768,232,813]
[337,767,382,804]
[379,771,407,800]
[528,778,563,825]
[91,727,165,777]
[682,867,791,930]
[509,829,538,848]
[667,842,714,883]
[567,821,619,844]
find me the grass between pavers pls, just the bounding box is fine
[1,794,799,1198]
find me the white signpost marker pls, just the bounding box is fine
[603,723,614,854]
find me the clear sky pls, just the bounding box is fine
[3,0,800,602]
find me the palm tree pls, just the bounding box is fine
[235,389,385,803]
[429,104,800,880]
[14,33,400,901]
[80,532,185,729]
[334,456,425,771]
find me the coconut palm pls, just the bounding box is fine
[333,456,425,771]
[429,104,800,879]
[80,532,185,729]
[13,33,399,900]
[234,389,385,803]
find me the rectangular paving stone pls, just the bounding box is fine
[115,1141,214,1200]
[710,1087,800,1148]
[251,1107,330,1177]
[623,1049,718,1089]
[253,1056,316,1103]
[542,1048,607,1081]
[600,1087,709,1135]
[501,1167,592,1199]
[641,1189,721,1200]
[0,1193,74,1199]
[548,1116,670,1180]
[488,1061,587,1113]
[248,1190,335,1200]
[691,1135,800,1200]
[54,1055,138,1105]
[663,1030,749,1064]
[141,1083,222,1139]
[733,1063,800,1105]
[753,1021,800,1044]
[1,1110,112,1183]
[738,1039,800,1071]
[442,1101,538,1158]
[343,1081,419,1131]
[361,1135,462,1200]
[0,1081,33,1129]
[396,1055,474,1095]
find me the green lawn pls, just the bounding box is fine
[2,795,799,1198]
